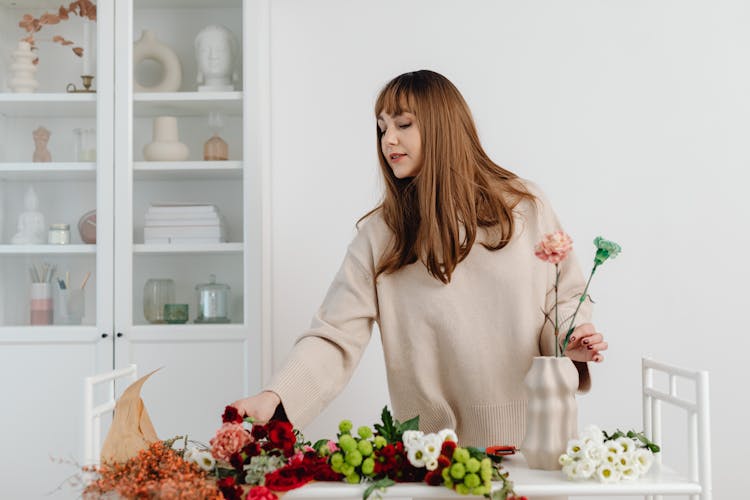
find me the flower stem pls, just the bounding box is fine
[554,264,560,357]
[562,263,598,352]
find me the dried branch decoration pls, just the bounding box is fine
[18,0,97,64]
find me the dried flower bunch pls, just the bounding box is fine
[18,0,97,64]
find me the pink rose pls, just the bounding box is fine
[535,231,573,264]
[326,440,339,453]
[210,422,252,461]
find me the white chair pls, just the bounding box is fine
[642,357,712,500]
[83,364,138,465]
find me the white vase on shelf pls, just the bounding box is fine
[7,41,39,93]
[133,30,182,93]
[143,116,189,161]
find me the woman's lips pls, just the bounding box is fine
[390,153,406,163]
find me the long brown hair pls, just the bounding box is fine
[361,70,535,284]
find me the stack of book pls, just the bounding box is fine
[144,203,227,244]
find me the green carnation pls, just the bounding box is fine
[339,419,353,434]
[472,485,490,496]
[373,436,387,449]
[339,435,357,453]
[357,439,373,457]
[345,449,363,467]
[593,236,621,266]
[450,463,466,480]
[464,472,480,489]
[466,457,480,473]
[442,467,452,481]
[361,457,375,475]
[357,426,373,439]
[453,448,470,464]
[330,452,344,468]
[480,467,493,482]
[346,472,360,484]
[455,483,470,495]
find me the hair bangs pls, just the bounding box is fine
[375,75,417,118]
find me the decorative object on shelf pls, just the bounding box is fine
[66,75,95,93]
[48,223,71,244]
[11,186,46,244]
[133,30,182,92]
[194,274,230,323]
[32,126,52,162]
[73,127,96,161]
[143,116,189,161]
[78,209,96,244]
[204,111,228,161]
[521,356,579,470]
[143,278,175,324]
[521,233,623,470]
[163,303,189,324]
[7,41,39,93]
[195,24,238,92]
[29,262,55,325]
[559,426,659,482]
[17,0,97,66]
[54,286,84,325]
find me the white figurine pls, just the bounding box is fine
[11,186,46,244]
[195,25,237,92]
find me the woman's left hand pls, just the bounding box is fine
[564,323,607,363]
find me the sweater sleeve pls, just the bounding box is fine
[264,232,378,428]
[532,186,594,394]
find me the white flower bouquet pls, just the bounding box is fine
[559,425,660,483]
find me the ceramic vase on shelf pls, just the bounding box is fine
[7,41,39,93]
[520,356,579,470]
[143,116,189,161]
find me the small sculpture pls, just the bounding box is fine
[11,186,47,245]
[32,127,52,162]
[143,116,189,161]
[7,41,39,93]
[195,25,237,92]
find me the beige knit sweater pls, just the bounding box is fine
[266,181,592,448]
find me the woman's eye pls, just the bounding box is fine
[398,123,411,129]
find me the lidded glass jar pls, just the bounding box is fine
[143,278,175,323]
[48,223,71,244]
[195,274,230,323]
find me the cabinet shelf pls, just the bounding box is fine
[134,92,243,117]
[0,93,97,117]
[128,323,249,341]
[0,162,97,181]
[0,244,96,255]
[133,161,242,180]
[0,326,99,344]
[133,243,243,255]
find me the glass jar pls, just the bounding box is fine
[195,274,230,323]
[73,127,96,162]
[48,223,71,244]
[143,278,175,323]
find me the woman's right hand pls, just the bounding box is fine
[231,391,281,424]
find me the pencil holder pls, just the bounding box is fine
[55,288,85,325]
[30,282,53,325]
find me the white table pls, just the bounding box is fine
[283,452,701,498]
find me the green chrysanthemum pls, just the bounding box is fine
[593,236,622,266]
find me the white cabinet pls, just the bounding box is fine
[0,1,268,497]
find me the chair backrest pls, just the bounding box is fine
[83,364,138,465]
[642,357,711,500]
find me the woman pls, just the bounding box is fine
[232,70,607,450]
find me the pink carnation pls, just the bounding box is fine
[210,422,252,462]
[326,440,339,453]
[535,231,573,264]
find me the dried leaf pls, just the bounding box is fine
[99,369,161,465]
[52,35,64,43]
[72,47,83,57]
[58,6,69,20]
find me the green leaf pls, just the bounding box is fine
[363,478,395,500]
[373,406,396,443]
[396,415,420,434]
[312,439,330,452]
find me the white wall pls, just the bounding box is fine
[270,1,749,498]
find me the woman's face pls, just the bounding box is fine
[377,111,423,178]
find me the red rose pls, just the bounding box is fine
[222,405,243,424]
[229,452,244,471]
[266,420,296,456]
[217,477,243,500]
[440,440,456,459]
[264,464,313,491]
[243,441,262,458]
[251,423,268,441]
[424,469,443,486]
[246,486,278,500]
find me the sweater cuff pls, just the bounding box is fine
[264,359,324,429]
[574,361,591,394]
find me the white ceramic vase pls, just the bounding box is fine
[8,41,39,93]
[521,356,579,470]
[143,116,189,161]
[133,30,182,92]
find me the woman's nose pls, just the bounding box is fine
[383,129,398,144]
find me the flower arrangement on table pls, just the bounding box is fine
[559,425,660,482]
[534,232,622,356]
[199,406,525,500]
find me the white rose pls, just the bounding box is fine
[619,465,639,481]
[422,434,442,461]
[562,462,577,480]
[566,439,586,459]
[194,450,216,472]
[559,454,574,466]
[407,446,426,468]
[425,457,439,471]
[575,459,596,479]
[596,462,622,483]
[438,428,458,443]
[633,448,654,474]
[580,425,604,445]
[604,439,625,457]
[584,443,607,462]
[402,430,424,450]
[615,436,637,456]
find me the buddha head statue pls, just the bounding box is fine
[195,25,238,91]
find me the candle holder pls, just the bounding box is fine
[66,75,96,93]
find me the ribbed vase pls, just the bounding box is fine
[521,356,579,470]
